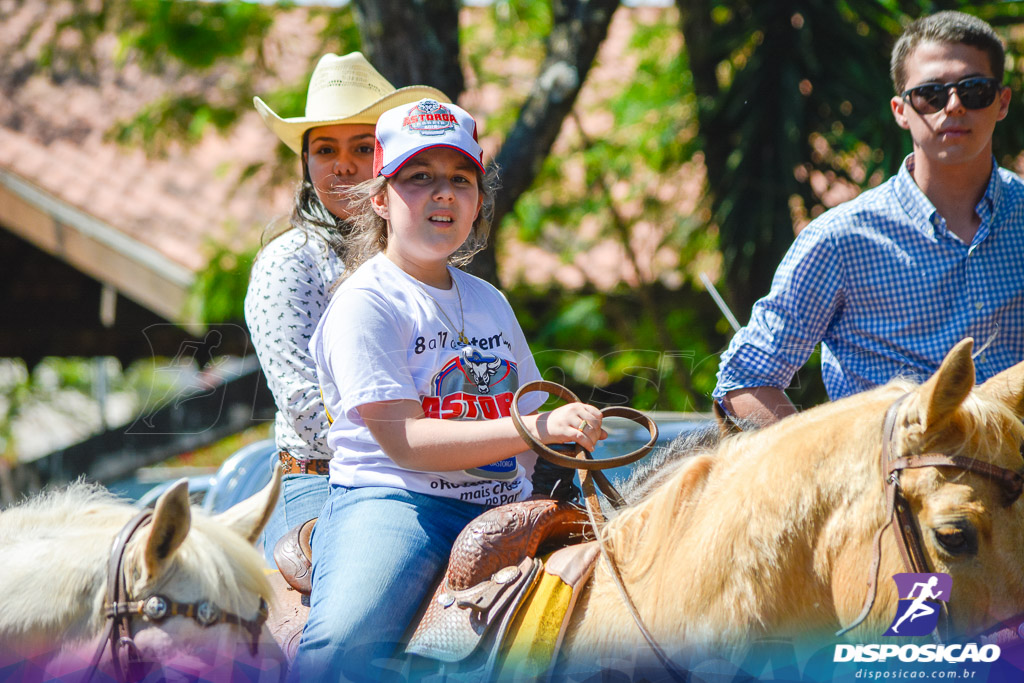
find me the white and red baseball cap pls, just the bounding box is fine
[373,98,485,178]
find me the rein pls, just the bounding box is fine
[511,381,690,682]
[510,380,658,517]
[836,393,1024,639]
[81,508,270,683]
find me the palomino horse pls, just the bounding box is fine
[0,468,287,682]
[555,338,1024,671]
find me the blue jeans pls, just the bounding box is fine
[289,485,486,683]
[260,472,331,566]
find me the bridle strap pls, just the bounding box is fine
[104,597,269,653]
[835,485,896,637]
[579,472,690,682]
[81,508,270,683]
[837,394,944,638]
[890,454,1024,506]
[83,508,153,683]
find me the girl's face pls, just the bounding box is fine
[372,147,482,281]
[303,123,376,220]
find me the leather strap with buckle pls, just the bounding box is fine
[278,451,330,476]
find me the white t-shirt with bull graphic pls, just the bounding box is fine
[310,253,545,505]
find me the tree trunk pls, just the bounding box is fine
[472,0,621,284]
[351,0,465,99]
[676,0,747,315]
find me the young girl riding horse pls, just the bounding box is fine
[292,99,607,681]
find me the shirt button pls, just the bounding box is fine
[974,301,984,310]
[978,354,987,364]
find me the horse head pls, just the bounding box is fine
[107,467,288,681]
[105,468,284,681]
[869,338,1024,637]
[0,466,287,682]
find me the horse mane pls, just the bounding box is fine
[0,480,134,556]
[617,422,722,506]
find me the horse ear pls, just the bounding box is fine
[214,462,283,544]
[978,358,1024,418]
[144,479,192,578]
[915,338,975,429]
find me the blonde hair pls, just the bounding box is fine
[341,165,500,275]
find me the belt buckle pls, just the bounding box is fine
[279,451,298,475]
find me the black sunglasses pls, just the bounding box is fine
[901,77,1003,114]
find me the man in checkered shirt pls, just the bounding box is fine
[714,11,1024,425]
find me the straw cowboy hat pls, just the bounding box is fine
[253,52,449,154]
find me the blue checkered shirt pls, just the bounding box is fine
[714,156,1024,401]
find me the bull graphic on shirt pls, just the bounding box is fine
[423,346,520,419]
[460,348,503,393]
[421,345,522,481]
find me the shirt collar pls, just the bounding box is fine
[893,153,1001,244]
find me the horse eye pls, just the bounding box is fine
[932,523,977,557]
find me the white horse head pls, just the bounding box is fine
[0,467,287,681]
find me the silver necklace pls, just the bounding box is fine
[417,271,469,345]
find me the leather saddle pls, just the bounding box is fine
[270,498,591,663]
[273,498,588,597]
[273,518,316,595]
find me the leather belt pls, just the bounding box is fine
[278,451,330,476]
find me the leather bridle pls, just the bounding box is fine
[81,508,270,683]
[511,381,692,682]
[837,393,1024,639]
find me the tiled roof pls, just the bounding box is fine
[0,1,304,323]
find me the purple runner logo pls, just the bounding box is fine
[883,573,951,637]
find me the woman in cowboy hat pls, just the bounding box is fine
[244,53,448,564]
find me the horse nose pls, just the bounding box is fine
[134,625,288,681]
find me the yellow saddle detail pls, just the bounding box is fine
[498,542,599,678]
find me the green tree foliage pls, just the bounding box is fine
[117,0,273,68]
[491,12,726,410]
[186,243,258,324]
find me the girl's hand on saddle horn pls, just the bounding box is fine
[534,403,607,452]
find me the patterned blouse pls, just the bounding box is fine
[244,228,345,461]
